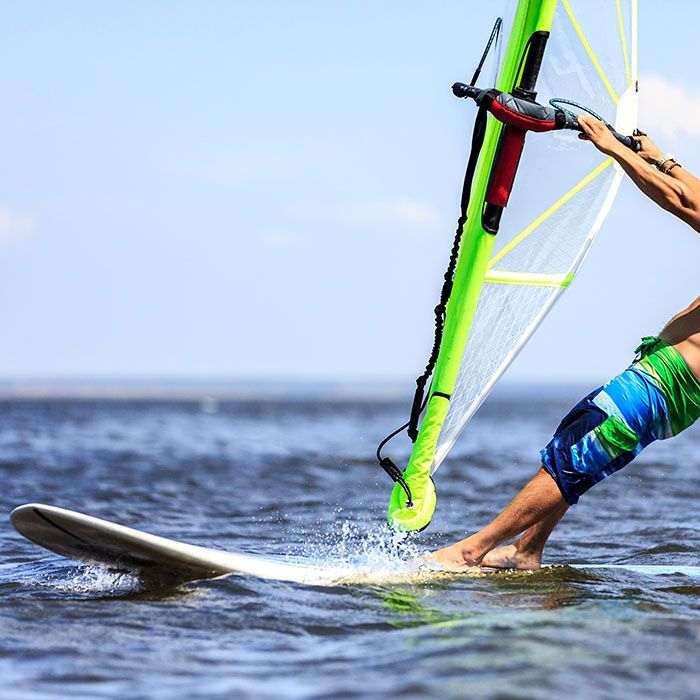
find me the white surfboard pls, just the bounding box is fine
[10,503,700,586]
[10,503,353,586]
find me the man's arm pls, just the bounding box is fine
[578,115,700,233]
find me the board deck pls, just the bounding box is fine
[10,504,700,586]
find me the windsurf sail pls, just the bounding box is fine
[379,0,639,531]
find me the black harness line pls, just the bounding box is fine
[407,102,489,443]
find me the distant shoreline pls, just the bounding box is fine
[0,379,593,401]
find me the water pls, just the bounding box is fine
[1,387,699,699]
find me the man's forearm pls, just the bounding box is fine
[610,145,700,231]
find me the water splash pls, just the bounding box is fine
[51,564,143,597]
[12,559,145,598]
[284,513,443,583]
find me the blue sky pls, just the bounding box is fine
[0,1,697,384]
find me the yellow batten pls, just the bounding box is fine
[483,270,574,288]
[616,0,631,87]
[488,157,614,268]
[562,0,619,104]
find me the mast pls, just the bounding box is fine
[389,0,559,531]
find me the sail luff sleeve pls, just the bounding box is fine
[387,0,559,532]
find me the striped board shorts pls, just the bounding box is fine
[540,367,672,505]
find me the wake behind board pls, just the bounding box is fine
[10,504,700,587]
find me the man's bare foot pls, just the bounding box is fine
[480,544,541,570]
[425,541,482,572]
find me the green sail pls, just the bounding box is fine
[389,0,559,531]
[388,0,638,531]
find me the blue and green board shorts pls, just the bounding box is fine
[541,337,700,505]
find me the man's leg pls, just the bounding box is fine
[428,467,566,570]
[479,500,569,569]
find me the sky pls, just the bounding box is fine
[0,0,698,385]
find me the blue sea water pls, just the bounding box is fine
[1,386,699,699]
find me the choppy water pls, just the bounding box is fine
[2,387,699,699]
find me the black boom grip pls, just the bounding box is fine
[611,129,641,152]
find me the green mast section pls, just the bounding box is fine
[388,0,558,532]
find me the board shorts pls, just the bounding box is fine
[541,337,700,505]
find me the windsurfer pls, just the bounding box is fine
[430,115,700,570]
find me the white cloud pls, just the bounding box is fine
[260,229,304,251]
[381,197,440,228]
[290,196,441,234]
[166,141,329,188]
[345,197,440,230]
[0,207,33,241]
[640,73,700,143]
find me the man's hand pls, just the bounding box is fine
[577,113,700,234]
[577,114,623,156]
[633,134,664,165]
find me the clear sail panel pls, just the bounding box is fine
[433,0,637,471]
